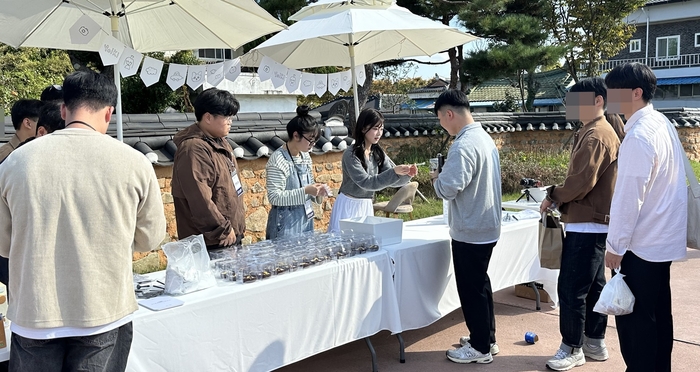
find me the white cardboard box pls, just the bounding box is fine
[339,216,403,246]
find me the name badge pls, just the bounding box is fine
[304,199,315,219]
[231,168,244,196]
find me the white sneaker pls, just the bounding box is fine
[546,347,585,371]
[459,336,500,355]
[446,344,493,364]
[582,342,609,361]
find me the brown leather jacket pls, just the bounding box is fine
[171,124,245,247]
[547,116,622,224]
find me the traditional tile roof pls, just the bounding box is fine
[4,108,698,166]
[467,69,574,105]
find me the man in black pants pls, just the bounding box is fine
[430,90,502,364]
[605,62,687,372]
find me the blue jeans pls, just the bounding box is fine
[557,232,608,348]
[9,322,133,372]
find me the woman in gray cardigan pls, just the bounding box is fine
[328,108,416,232]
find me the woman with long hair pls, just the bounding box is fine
[265,106,330,240]
[327,108,416,232]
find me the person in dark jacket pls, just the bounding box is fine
[540,77,623,371]
[171,88,246,250]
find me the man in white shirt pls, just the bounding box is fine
[604,62,687,372]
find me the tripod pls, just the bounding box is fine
[516,188,539,203]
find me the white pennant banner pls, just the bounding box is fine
[285,69,301,93]
[258,56,275,82]
[271,62,288,89]
[98,35,125,66]
[69,14,101,45]
[207,62,225,86]
[328,72,342,95]
[119,47,143,78]
[340,69,353,92]
[314,74,328,97]
[299,73,315,97]
[224,59,241,82]
[140,57,163,87]
[166,63,188,90]
[355,65,367,86]
[187,65,206,90]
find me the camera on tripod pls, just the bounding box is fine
[516,178,544,202]
[519,178,542,188]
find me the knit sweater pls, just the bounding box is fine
[0,128,166,328]
[433,123,502,243]
[338,147,410,199]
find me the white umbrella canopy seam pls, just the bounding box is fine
[0,0,286,141]
[241,2,477,120]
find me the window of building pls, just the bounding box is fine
[655,85,680,99]
[630,39,641,53]
[656,36,680,60]
[696,33,700,47]
[197,49,234,61]
[680,84,693,97]
[694,84,700,96]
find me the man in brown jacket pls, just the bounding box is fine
[172,88,246,250]
[539,77,624,371]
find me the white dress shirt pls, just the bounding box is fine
[606,104,687,262]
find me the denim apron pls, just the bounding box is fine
[266,148,314,240]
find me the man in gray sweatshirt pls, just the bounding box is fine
[431,89,502,364]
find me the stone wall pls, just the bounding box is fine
[132,127,700,271]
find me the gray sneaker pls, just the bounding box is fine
[459,336,500,355]
[546,347,585,371]
[446,344,493,364]
[582,342,609,361]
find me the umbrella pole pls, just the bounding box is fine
[111,15,123,142]
[348,34,360,122]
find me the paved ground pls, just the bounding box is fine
[278,248,700,372]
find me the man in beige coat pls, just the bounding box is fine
[0,70,166,372]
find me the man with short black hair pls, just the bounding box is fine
[40,84,64,104]
[0,99,43,163]
[604,62,687,372]
[172,87,246,250]
[430,89,502,365]
[0,70,166,372]
[541,77,623,371]
[35,103,66,137]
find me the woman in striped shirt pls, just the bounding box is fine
[265,106,330,240]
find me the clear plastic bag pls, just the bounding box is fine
[593,269,635,316]
[163,234,217,295]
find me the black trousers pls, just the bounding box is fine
[451,239,497,355]
[616,251,673,372]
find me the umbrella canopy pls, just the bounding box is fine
[242,1,477,119]
[0,0,286,140]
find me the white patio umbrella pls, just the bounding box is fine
[241,0,477,119]
[0,0,286,141]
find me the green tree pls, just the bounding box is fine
[371,63,428,113]
[0,45,72,115]
[544,0,646,80]
[114,50,203,114]
[459,0,566,111]
[397,0,466,91]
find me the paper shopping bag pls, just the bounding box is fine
[538,212,564,269]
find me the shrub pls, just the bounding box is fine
[500,148,570,194]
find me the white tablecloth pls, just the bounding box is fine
[384,215,559,332]
[126,250,401,372]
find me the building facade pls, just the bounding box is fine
[602,0,700,108]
